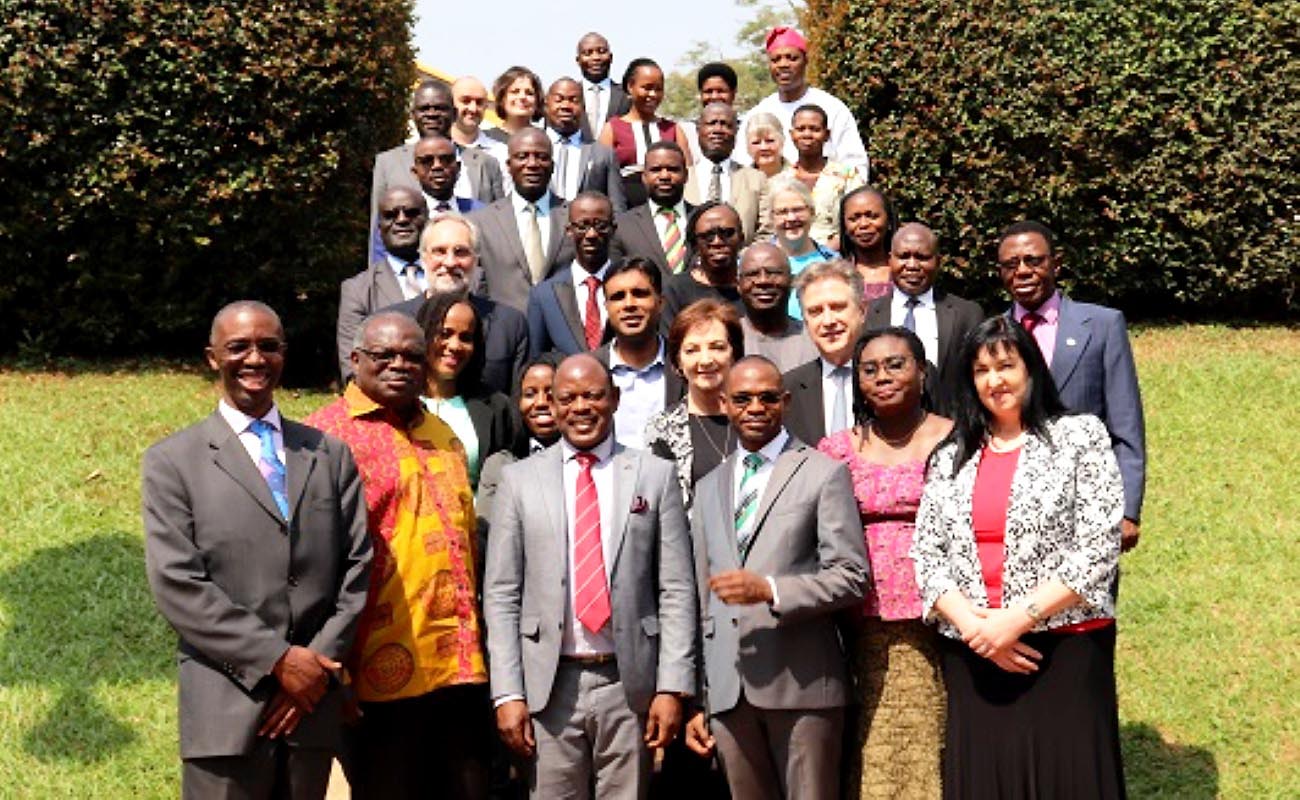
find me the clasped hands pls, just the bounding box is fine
[495,692,683,759]
[961,607,1042,675]
[257,645,342,739]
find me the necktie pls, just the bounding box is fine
[400,262,424,300]
[902,295,920,332]
[659,207,686,273]
[708,162,723,203]
[553,139,570,199]
[523,203,546,283]
[587,84,602,135]
[734,452,765,551]
[572,451,611,633]
[249,419,289,519]
[829,365,850,433]
[583,275,603,350]
[434,200,452,213]
[1021,311,1044,335]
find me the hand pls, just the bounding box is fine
[964,607,1032,657]
[271,646,340,713]
[1121,518,1141,552]
[257,690,304,739]
[709,570,773,606]
[495,700,535,758]
[643,693,683,749]
[684,711,716,757]
[988,640,1043,675]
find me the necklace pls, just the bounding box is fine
[986,430,1027,452]
[868,411,928,448]
[694,414,734,460]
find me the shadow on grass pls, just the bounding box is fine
[0,532,172,763]
[1122,722,1218,799]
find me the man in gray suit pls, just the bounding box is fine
[685,356,867,800]
[543,77,627,212]
[469,128,575,313]
[143,301,371,798]
[684,103,770,244]
[484,353,696,798]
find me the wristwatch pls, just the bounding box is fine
[1024,602,1044,623]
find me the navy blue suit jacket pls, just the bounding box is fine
[526,265,610,358]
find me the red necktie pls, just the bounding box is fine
[584,275,603,350]
[572,452,611,633]
[1021,311,1044,334]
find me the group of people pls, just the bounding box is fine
[142,25,1147,800]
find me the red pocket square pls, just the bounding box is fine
[630,496,649,513]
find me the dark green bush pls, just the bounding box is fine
[0,0,415,379]
[804,0,1298,317]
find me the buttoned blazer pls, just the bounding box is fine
[468,194,575,313]
[383,293,529,397]
[866,288,985,416]
[337,259,407,383]
[689,438,867,714]
[608,202,696,277]
[682,162,771,244]
[781,358,826,446]
[142,414,371,759]
[483,443,697,714]
[526,265,601,358]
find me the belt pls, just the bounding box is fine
[559,653,617,666]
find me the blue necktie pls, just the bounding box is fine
[249,419,289,519]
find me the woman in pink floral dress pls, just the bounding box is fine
[817,326,953,799]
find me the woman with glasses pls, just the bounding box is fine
[837,186,897,304]
[816,326,952,799]
[913,316,1126,798]
[416,294,517,490]
[661,201,747,323]
[769,176,836,319]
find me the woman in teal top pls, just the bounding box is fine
[769,176,836,319]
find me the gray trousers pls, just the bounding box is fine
[711,696,843,800]
[182,740,332,800]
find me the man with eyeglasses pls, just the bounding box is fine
[684,355,867,800]
[143,301,372,799]
[863,222,984,415]
[998,220,1146,553]
[306,311,492,796]
[410,134,486,218]
[737,242,817,373]
[526,191,618,357]
[683,103,770,245]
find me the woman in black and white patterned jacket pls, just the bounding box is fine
[912,315,1126,799]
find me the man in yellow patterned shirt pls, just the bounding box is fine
[307,311,489,799]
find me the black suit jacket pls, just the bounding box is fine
[865,288,985,416]
[781,358,828,446]
[578,82,632,141]
[592,340,686,408]
[385,293,529,397]
[609,202,695,277]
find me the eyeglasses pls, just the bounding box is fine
[728,391,784,407]
[772,206,809,218]
[696,226,738,242]
[997,254,1050,271]
[356,347,425,367]
[568,220,614,235]
[380,206,426,220]
[859,354,914,378]
[414,154,457,166]
[220,339,285,357]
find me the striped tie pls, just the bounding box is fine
[659,206,686,273]
[249,419,289,519]
[572,451,611,633]
[733,452,765,551]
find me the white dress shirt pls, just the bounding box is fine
[609,339,667,450]
[819,356,855,436]
[572,260,610,333]
[890,287,940,367]
[560,435,618,656]
[385,252,426,299]
[217,400,285,469]
[581,77,614,132]
[695,158,734,204]
[548,128,584,200]
[510,191,553,257]
[732,429,790,608]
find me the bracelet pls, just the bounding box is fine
[1024,602,1044,623]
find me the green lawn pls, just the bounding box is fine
[0,326,1296,798]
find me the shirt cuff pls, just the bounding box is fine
[766,576,780,611]
[493,693,525,708]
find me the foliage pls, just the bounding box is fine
[0,0,417,379]
[804,0,1299,317]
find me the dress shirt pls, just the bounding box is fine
[890,287,939,367]
[819,356,855,436]
[571,260,611,333]
[696,158,734,203]
[510,191,553,257]
[451,139,493,199]
[217,400,285,469]
[608,339,668,450]
[386,252,426,299]
[581,77,614,131]
[1012,291,1062,368]
[731,429,790,609]
[560,435,618,656]
[423,192,458,216]
[650,201,690,243]
[548,128,584,200]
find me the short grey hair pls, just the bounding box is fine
[792,259,866,313]
[744,111,784,143]
[768,176,815,221]
[420,214,481,256]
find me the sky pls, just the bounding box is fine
[413,0,750,89]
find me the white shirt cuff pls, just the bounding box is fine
[493,693,525,708]
[766,576,780,611]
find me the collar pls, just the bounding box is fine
[820,354,852,375]
[510,191,552,216]
[341,381,424,428]
[1013,290,1061,323]
[218,399,282,436]
[891,286,935,309]
[739,428,789,463]
[609,337,666,373]
[548,126,583,146]
[652,200,688,220]
[561,432,616,464]
[573,260,612,282]
[385,252,419,274]
[582,76,613,92]
[705,157,733,171]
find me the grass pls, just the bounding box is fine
[0,326,1297,798]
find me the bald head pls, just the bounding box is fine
[355,310,423,351]
[507,127,554,202]
[722,356,788,450]
[545,77,585,136]
[378,186,428,258]
[451,76,489,139]
[352,312,425,412]
[576,32,613,83]
[889,222,941,296]
[553,353,619,450]
[210,300,281,345]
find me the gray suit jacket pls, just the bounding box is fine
[469,195,575,313]
[683,161,771,245]
[337,258,407,382]
[483,442,696,714]
[690,437,867,715]
[609,203,696,278]
[142,413,372,759]
[370,142,504,254]
[551,135,628,213]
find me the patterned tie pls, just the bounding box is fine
[583,275,603,350]
[400,262,424,300]
[659,207,686,273]
[829,365,850,434]
[708,163,723,203]
[572,451,611,633]
[902,295,920,333]
[733,452,765,551]
[249,419,289,519]
[523,203,546,283]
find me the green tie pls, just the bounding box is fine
[733,452,765,550]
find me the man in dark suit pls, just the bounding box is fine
[468,128,575,313]
[143,301,371,798]
[684,355,867,800]
[864,222,984,415]
[543,77,627,212]
[998,220,1146,551]
[683,103,770,244]
[527,191,617,358]
[783,260,867,446]
[411,134,486,217]
[383,215,529,396]
[576,32,631,142]
[337,186,429,384]
[609,141,694,276]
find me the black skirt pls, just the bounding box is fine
[939,625,1126,799]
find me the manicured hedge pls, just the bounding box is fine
[804,0,1298,317]
[0,0,415,378]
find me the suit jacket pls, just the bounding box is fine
[527,265,602,358]
[337,258,407,382]
[866,287,985,416]
[383,293,529,397]
[1027,296,1146,521]
[592,340,686,408]
[690,437,867,714]
[550,134,628,213]
[468,194,575,313]
[683,161,771,245]
[609,202,696,277]
[142,414,372,759]
[781,358,828,446]
[578,83,632,142]
[483,442,696,714]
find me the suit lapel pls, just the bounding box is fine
[373,262,405,308]
[745,442,807,562]
[545,195,568,263]
[492,200,532,283]
[553,272,586,347]
[609,446,637,573]
[538,445,567,555]
[635,206,667,260]
[715,452,741,566]
[683,166,702,206]
[934,291,955,368]
[282,421,317,523]
[577,144,594,187]
[1051,297,1091,389]
[206,414,284,525]
[866,293,892,329]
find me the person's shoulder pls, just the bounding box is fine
[145,415,216,461]
[783,357,820,384]
[1048,413,1110,445]
[807,86,854,115]
[375,141,411,162]
[1061,295,1126,325]
[815,428,854,460]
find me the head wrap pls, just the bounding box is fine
[765,26,808,54]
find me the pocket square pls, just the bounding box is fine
[630,496,649,514]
